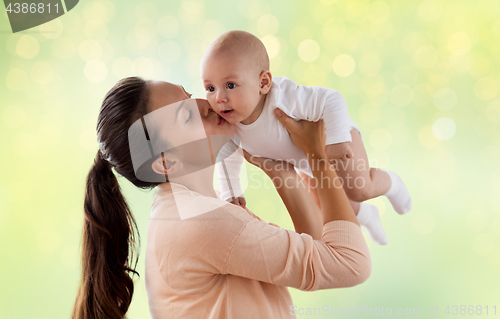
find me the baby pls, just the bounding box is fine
[200,30,412,245]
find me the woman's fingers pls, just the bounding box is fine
[274,107,326,154]
[274,108,300,135]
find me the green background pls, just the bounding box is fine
[1,0,499,318]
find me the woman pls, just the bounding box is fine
[71,77,371,319]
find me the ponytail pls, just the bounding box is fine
[71,151,140,319]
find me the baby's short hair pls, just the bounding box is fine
[206,30,269,74]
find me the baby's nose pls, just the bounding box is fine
[215,91,227,103]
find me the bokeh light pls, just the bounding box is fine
[30,61,55,84]
[367,1,390,24]
[432,117,457,140]
[256,14,279,36]
[84,60,108,82]
[6,68,29,91]
[157,15,180,39]
[390,85,413,107]
[474,77,498,101]
[418,0,443,22]
[261,35,281,59]
[297,39,320,62]
[15,35,39,59]
[332,54,355,77]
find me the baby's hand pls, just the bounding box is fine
[229,197,247,208]
[325,142,354,163]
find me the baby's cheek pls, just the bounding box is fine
[207,95,216,106]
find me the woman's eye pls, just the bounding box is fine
[227,83,236,89]
[207,86,215,92]
[185,110,192,123]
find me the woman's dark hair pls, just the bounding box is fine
[71,77,163,319]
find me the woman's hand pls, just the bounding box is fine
[273,108,326,157]
[273,107,359,227]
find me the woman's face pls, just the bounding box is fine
[144,81,235,176]
[147,81,235,143]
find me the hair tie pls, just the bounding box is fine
[98,141,113,165]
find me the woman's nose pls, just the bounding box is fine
[196,99,212,117]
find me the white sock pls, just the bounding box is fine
[381,169,412,215]
[356,203,388,245]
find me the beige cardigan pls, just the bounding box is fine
[145,183,371,318]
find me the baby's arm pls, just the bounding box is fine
[216,139,246,207]
[230,197,246,208]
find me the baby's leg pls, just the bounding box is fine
[351,199,388,245]
[334,129,391,202]
[334,129,412,215]
[297,169,388,245]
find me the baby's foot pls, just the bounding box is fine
[357,203,388,245]
[381,169,412,215]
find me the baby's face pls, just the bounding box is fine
[201,53,263,124]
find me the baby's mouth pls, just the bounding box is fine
[221,109,234,117]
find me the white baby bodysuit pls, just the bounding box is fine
[216,76,359,201]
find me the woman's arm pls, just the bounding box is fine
[243,151,323,240]
[221,206,371,291]
[273,108,359,226]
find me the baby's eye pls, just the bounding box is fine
[227,83,236,89]
[207,86,215,92]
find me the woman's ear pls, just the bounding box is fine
[151,153,184,176]
[259,70,272,94]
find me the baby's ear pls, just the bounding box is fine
[259,70,272,94]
